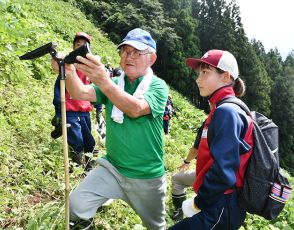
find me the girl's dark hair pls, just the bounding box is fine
[199,63,246,97]
[232,78,246,97]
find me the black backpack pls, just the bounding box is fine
[209,97,292,220]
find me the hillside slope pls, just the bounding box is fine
[0,0,293,229]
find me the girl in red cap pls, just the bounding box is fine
[169,50,254,230]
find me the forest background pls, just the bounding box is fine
[0,0,293,229]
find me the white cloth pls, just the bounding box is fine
[182,197,201,217]
[111,67,153,124]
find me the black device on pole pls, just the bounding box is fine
[19,42,91,80]
[19,42,91,62]
[19,42,66,80]
[19,42,57,60]
[64,43,91,64]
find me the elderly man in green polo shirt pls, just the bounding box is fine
[56,28,168,229]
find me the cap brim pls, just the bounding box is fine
[186,58,218,70]
[186,58,202,70]
[117,40,149,51]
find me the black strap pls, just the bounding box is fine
[193,120,206,149]
[208,96,251,149]
[216,97,252,192]
[216,97,251,117]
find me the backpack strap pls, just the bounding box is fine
[216,97,253,192]
[216,97,251,117]
[208,96,251,149]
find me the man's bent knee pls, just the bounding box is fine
[69,189,93,219]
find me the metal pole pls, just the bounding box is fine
[59,63,70,230]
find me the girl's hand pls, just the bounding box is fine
[177,162,191,172]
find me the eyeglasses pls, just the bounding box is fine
[119,48,151,59]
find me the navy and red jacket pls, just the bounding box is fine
[193,86,254,210]
[53,70,93,116]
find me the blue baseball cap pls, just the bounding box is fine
[117,28,156,52]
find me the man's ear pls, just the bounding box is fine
[149,53,157,66]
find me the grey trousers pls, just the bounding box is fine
[172,170,195,195]
[70,158,167,230]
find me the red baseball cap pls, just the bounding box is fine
[74,32,92,44]
[186,49,239,80]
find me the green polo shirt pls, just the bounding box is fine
[92,74,168,179]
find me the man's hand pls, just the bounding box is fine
[74,54,110,86]
[51,52,76,75]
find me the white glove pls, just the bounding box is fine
[182,197,201,217]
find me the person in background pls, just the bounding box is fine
[163,105,171,134]
[52,28,168,230]
[94,103,103,124]
[167,95,175,114]
[163,95,175,135]
[51,32,96,171]
[169,49,254,229]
